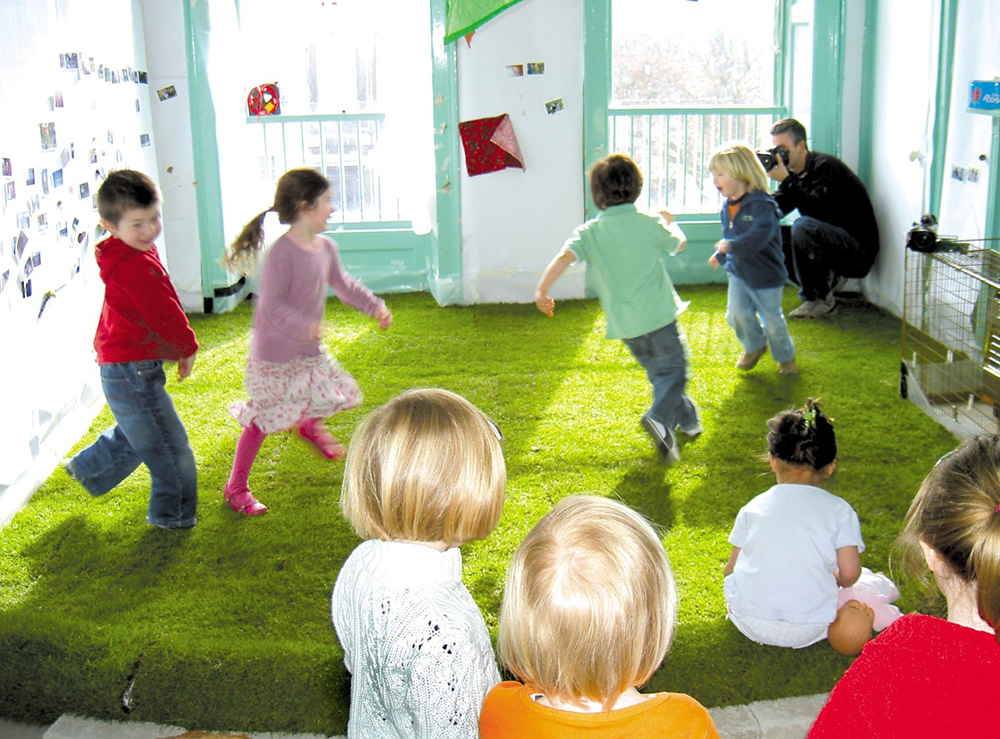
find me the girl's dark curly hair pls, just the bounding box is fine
[766,398,836,471]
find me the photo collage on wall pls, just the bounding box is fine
[0,50,152,318]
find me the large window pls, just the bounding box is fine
[237,0,433,227]
[604,0,786,215]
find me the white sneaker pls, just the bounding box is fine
[789,298,836,319]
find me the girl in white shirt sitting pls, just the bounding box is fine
[722,399,901,654]
[331,388,505,739]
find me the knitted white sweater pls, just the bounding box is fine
[331,539,500,739]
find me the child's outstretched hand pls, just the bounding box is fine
[376,305,392,330]
[536,291,555,317]
[658,209,675,225]
[708,252,721,269]
[178,351,197,380]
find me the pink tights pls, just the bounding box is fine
[226,422,267,494]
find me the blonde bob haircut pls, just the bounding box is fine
[340,388,505,546]
[895,435,1000,643]
[709,141,769,194]
[498,495,677,710]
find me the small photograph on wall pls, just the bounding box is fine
[52,169,63,187]
[37,214,48,233]
[527,62,545,75]
[138,71,148,84]
[4,180,15,203]
[65,52,78,70]
[79,182,89,200]
[54,91,64,108]
[504,64,524,78]
[89,149,97,164]
[2,157,11,176]
[41,169,49,195]
[26,168,35,187]
[140,133,151,148]
[39,123,57,151]
[18,212,29,231]
[157,85,177,102]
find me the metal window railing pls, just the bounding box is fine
[607,106,784,215]
[246,113,406,227]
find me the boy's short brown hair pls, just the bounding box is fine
[589,154,643,210]
[498,495,677,710]
[97,170,161,226]
[340,388,506,546]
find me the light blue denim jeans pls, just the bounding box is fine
[67,360,198,528]
[622,321,700,432]
[725,275,796,363]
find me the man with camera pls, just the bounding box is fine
[764,118,879,318]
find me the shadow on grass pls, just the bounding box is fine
[0,292,603,735]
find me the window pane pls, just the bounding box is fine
[612,0,779,107]
[240,0,380,115]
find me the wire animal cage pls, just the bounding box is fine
[901,247,1000,437]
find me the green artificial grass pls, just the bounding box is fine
[0,285,956,734]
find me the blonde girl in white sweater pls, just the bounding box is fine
[331,388,506,739]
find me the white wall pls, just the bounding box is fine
[936,0,1000,240]
[862,0,940,315]
[142,0,204,311]
[0,0,161,526]
[457,0,587,303]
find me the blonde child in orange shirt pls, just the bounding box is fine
[478,495,720,738]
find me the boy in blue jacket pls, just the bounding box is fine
[708,143,797,376]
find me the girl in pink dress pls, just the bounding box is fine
[222,168,392,515]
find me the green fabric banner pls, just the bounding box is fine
[445,0,525,43]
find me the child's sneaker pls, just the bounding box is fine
[641,414,680,462]
[779,359,798,376]
[736,346,767,370]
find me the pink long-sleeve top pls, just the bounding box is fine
[251,233,384,363]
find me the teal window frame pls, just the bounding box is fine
[583,0,849,285]
[185,0,464,308]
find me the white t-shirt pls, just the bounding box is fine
[332,539,500,739]
[724,483,865,624]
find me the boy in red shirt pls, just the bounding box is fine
[65,170,199,528]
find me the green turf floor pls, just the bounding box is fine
[0,285,957,734]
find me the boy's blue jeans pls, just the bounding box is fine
[68,360,198,528]
[622,321,700,433]
[725,275,796,363]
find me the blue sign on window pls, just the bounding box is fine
[969,80,1000,114]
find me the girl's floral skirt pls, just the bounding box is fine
[228,353,361,434]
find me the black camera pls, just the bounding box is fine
[906,213,938,253]
[756,146,790,172]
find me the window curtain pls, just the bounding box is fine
[445,0,525,42]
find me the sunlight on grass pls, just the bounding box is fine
[0,288,962,732]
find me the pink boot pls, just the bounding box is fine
[225,423,268,516]
[224,483,268,516]
[296,418,345,460]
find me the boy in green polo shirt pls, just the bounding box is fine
[536,154,700,462]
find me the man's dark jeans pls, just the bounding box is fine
[781,217,876,301]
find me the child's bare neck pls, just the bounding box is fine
[289,222,319,247]
[774,466,826,486]
[537,687,651,713]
